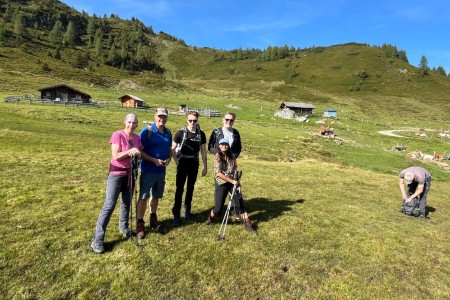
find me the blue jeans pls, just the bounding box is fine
[93,173,131,243]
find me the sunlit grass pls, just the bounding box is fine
[1,102,449,299]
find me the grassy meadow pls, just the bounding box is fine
[1,100,449,299]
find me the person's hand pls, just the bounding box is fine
[129,148,140,157]
[155,159,166,167]
[405,197,412,203]
[401,193,408,201]
[201,166,207,177]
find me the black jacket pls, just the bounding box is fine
[208,127,242,158]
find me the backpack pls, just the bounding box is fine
[212,127,224,151]
[400,197,420,216]
[145,122,172,144]
[175,125,202,158]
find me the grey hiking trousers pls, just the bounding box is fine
[93,173,131,243]
[408,177,432,216]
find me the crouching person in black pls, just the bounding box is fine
[205,138,256,233]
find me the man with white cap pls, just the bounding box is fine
[399,166,432,219]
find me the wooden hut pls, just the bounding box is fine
[37,84,91,102]
[118,94,144,108]
[279,102,315,115]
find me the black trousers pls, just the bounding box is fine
[173,158,199,216]
[213,182,246,216]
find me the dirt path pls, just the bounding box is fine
[377,130,409,137]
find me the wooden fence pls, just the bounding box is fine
[4,95,99,107]
[4,96,221,116]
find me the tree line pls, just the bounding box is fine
[0,0,175,73]
[0,0,448,77]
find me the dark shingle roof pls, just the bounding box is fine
[281,102,315,109]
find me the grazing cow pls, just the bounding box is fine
[406,150,422,159]
[434,152,445,161]
[319,126,334,136]
[421,153,434,160]
[319,126,327,135]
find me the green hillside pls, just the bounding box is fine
[1,1,450,299]
[0,0,449,128]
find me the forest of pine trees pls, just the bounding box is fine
[0,0,167,73]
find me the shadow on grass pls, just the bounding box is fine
[426,206,436,217]
[152,198,304,235]
[246,198,304,225]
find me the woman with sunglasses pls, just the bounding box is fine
[91,114,142,254]
[171,111,207,226]
[205,138,256,234]
[208,111,242,159]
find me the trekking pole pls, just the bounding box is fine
[217,184,237,241]
[128,155,140,247]
[217,171,242,241]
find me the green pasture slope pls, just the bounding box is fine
[1,100,449,299]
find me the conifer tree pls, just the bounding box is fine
[49,21,63,44]
[87,18,96,47]
[94,28,103,56]
[13,12,26,42]
[419,55,429,75]
[63,21,76,47]
[0,26,5,46]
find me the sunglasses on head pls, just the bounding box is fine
[188,119,198,123]
[224,118,234,122]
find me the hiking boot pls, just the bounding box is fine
[204,214,214,225]
[184,210,192,222]
[243,219,257,234]
[91,239,105,254]
[119,228,133,238]
[150,214,166,234]
[230,209,242,222]
[173,215,181,227]
[136,221,145,239]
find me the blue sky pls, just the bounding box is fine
[63,0,450,73]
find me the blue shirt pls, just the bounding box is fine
[139,123,172,174]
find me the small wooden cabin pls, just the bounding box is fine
[118,94,144,108]
[279,102,315,115]
[37,84,91,102]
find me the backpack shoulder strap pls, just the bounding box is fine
[146,122,154,141]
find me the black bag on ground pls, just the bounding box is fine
[400,197,420,216]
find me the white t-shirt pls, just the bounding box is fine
[222,127,234,146]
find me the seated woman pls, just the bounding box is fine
[205,138,256,233]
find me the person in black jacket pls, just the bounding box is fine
[208,111,242,159]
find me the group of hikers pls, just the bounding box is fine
[90,108,433,254]
[91,109,256,254]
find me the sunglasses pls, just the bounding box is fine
[188,119,198,123]
[224,118,234,122]
[128,139,133,147]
